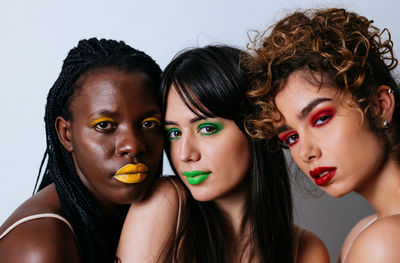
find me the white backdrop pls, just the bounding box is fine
[0,0,397,261]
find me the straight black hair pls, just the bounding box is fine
[34,38,162,262]
[161,45,294,262]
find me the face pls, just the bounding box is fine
[57,69,163,209]
[274,71,385,197]
[164,88,250,202]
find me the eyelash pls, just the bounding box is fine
[165,121,223,141]
[310,108,336,127]
[278,108,336,148]
[165,128,182,140]
[90,117,116,132]
[279,131,299,148]
[141,117,161,130]
[197,122,223,136]
[90,116,161,133]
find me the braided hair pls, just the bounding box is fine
[34,38,161,262]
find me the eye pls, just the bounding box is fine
[314,115,330,126]
[141,117,161,130]
[279,131,299,148]
[165,127,182,140]
[310,108,336,127]
[197,122,223,136]
[90,117,116,132]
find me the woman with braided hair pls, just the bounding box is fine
[244,8,400,263]
[0,38,167,262]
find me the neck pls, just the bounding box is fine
[357,158,400,217]
[213,180,248,236]
[95,198,124,221]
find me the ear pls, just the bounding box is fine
[377,85,395,125]
[55,116,74,152]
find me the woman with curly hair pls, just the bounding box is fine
[244,8,400,263]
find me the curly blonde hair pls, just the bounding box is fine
[243,8,398,143]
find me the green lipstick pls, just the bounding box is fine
[183,170,211,185]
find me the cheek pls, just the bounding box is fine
[145,134,164,158]
[144,131,164,147]
[324,118,367,160]
[218,135,250,175]
[73,135,115,171]
[169,142,181,170]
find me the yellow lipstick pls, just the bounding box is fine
[113,163,149,184]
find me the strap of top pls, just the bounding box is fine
[342,211,400,263]
[341,216,378,263]
[294,227,305,263]
[165,177,183,235]
[0,213,74,240]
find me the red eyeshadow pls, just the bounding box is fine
[310,107,336,127]
[279,131,298,146]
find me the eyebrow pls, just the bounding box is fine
[89,110,117,118]
[298,98,332,120]
[164,115,208,126]
[90,109,161,119]
[276,124,292,134]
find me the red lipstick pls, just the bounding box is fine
[309,167,336,186]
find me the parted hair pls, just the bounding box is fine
[34,38,161,262]
[243,8,400,159]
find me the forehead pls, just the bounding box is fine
[75,70,155,100]
[166,85,214,119]
[275,71,340,116]
[69,69,158,115]
[165,87,197,119]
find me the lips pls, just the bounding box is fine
[182,170,211,185]
[113,163,149,184]
[309,167,336,186]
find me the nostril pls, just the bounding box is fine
[117,138,146,157]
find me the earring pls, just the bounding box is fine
[388,89,394,94]
[383,120,389,128]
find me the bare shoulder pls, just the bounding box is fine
[122,176,187,225]
[117,176,186,262]
[0,216,80,262]
[338,214,377,262]
[138,176,187,209]
[294,225,330,263]
[345,215,400,263]
[0,185,79,262]
[121,176,187,227]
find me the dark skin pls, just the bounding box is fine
[0,68,164,262]
[0,185,79,262]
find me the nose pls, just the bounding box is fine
[177,134,200,163]
[297,135,321,163]
[116,128,146,158]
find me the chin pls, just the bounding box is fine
[324,185,352,199]
[190,190,216,202]
[118,185,148,203]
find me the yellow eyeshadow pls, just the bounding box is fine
[141,117,161,125]
[89,117,115,127]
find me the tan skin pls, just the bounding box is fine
[0,69,164,262]
[275,70,400,263]
[117,87,330,263]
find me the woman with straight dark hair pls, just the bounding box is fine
[0,38,164,262]
[117,45,329,262]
